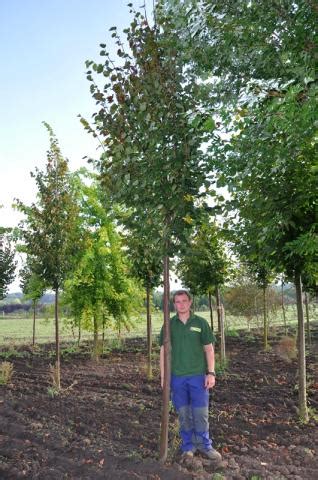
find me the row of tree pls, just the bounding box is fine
[80,0,317,457]
[0,0,316,461]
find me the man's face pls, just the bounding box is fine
[174,293,192,316]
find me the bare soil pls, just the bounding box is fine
[0,328,317,479]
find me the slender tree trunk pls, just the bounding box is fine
[263,285,268,350]
[304,292,311,346]
[77,318,81,346]
[159,255,171,463]
[146,284,153,379]
[281,279,287,335]
[102,313,106,347]
[295,273,308,422]
[71,320,75,339]
[93,314,99,362]
[216,287,221,333]
[220,304,226,365]
[32,300,36,347]
[224,306,227,332]
[254,295,259,325]
[208,290,214,332]
[216,287,226,365]
[54,287,61,390]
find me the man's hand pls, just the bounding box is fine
[203,343,215,389]
[204,374,216,389]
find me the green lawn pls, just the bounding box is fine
[0,305,307,346]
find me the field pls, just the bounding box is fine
[0,324,317,479]
[0,305,310,345]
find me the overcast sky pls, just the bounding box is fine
[0,0,155,292]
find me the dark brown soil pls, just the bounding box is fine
[0,329,317,480]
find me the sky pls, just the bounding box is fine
[0,0,154,291]
[0,0,154,227]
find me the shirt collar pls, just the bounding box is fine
[175,313,194,324]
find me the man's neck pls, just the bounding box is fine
[178,312,191,324]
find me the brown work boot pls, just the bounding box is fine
[198,447,222,462]
[181,450,194,458]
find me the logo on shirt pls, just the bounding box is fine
[190,327,201,333]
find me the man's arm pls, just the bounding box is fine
[160,345,164,388]
[204,343,216,389]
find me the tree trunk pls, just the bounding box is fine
[294,273,308,422]
[32,300,36,347]
[281,279,287,335]
[216,287,226,365]
[216,288,221,333]
[93,314,99,362]
[102,313,106,347]
[254,294,259,325]
[146,284,153,379]
[220,304,226,365]
[77,318,81,346]
[159,255,171,463]
[208,290,214,332]
[54,287,61,390]
[263,285,268,350]
[304,292,311,346]
[71,320,75,339]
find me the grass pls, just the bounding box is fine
[0,361,14,384]
[0,305,310,347]
[0,316,79,344]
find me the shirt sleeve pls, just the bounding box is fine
[201,318,215,345]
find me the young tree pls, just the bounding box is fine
[20,262,45,346]
[178,219,231,364]
[160,0,318,424]
[16,124,82,389]
[124,226,162,378]
[83,8,212,460]
[228,220,276,350]
[224,276,281,330]
[64,177,143,359]
[213,84,317,422]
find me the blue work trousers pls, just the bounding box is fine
[171,374,213,453]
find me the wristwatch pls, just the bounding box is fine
[207,371,216,376]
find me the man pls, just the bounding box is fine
[160,290,221,462]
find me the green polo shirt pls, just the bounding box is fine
[160,314,215,376]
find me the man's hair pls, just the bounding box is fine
[172,289,192,302]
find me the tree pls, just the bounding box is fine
[124,226,162,379]
[224,276,281,330]
[163,0,317,423]
[0,227,16,300]
[217,81,317,421]
[16,124,82,390]
[160,0,317,99]
[20,262,45,347]
[83,7,212,460]
[227,218,276,350]
[178,218,231,364]
[63,176,143,359]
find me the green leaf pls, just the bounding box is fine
[202,117,215,132]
